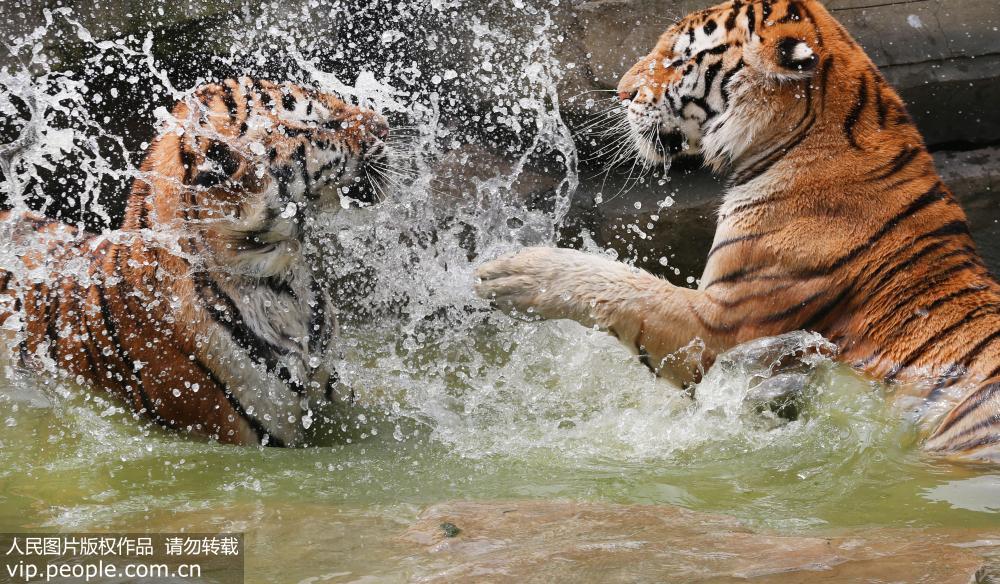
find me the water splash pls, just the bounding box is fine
[390,328,853,462]
[0,1,888,469]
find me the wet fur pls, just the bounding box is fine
[477,0,1000,462]
[0,78,389,446]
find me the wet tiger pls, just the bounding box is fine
[0,78,390,446]
[476,0,1000,462]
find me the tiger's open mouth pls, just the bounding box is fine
[631,125,688,164]
[654,129,687,157]
[632,126,692,163]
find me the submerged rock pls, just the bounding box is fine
[401,500,990,583]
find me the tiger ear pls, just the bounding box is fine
[775,37,818,72]
[750,35,819,80]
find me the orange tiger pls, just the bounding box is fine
[0,78,390,446]
[477,0,1000,462]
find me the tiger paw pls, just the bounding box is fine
[475,247,631,325]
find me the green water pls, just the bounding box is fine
[1,321,998,582]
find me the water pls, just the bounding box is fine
[1,2,999,582]
[1,325,998,580]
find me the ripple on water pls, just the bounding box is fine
[924,475,1000,513]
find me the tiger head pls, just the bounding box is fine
[127,78,390,275]
[617,0,852,172]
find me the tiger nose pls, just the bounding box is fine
[366,116,389,142]
[618,89,638,102]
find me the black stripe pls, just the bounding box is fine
[112,248,173,426]
[634,321,656,373]
[953,329,1000,376]
[133,182,151,229]
[719,59,745,104]
[807,184,950,277]
[867,146,922,183]
[731,124,810,186]
[178,142,198,185]
[691,301,736,334]
[745,3,755,37]
[870,259,983,337]
[796,2,825,45]
[844,75,868,149]
[195,140,241,188]
[800,288,852,331]
[194,274,285,363]
[760,0,772,22]
[253,79,273,109]
[726,1,742,30]
[311,158,342,182]
[926,361,966,399]
[266,277,297,299]
[817,56,834,102]
[887,303,1000,381]
[293,143,316,200]
[704,265,766,289]
[702,60,724,97]
[308,280,332,355]
[189,355,285,447]
[830,20,858,47]
[96,275,152,418]
[690,44,729,67]
[721,194,790,220]
[776,1,801,23]
[759,290,824,324]
[933,381,1000,438]
[78,291,111,383]
[855,223,973,307]
[681,95,715,120]
[874,86,888,128]
[946,433,1000,455]
[863,239,954,296]
[707,231,769,259]
[637,348,655,373]
[221,81,239,122]
[706,282,795,309]
[891,282,985,347]
[45,284,61,362]
[731,76,814,186]
[193,273,306,395]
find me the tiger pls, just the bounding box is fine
[476,0,1000,462]
[0,78,390,446]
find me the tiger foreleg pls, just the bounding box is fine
[475,247,727,386]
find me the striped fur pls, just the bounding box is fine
[0,78,389,446]
[476,0,1000,463]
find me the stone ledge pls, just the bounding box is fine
[400,499,991,583]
